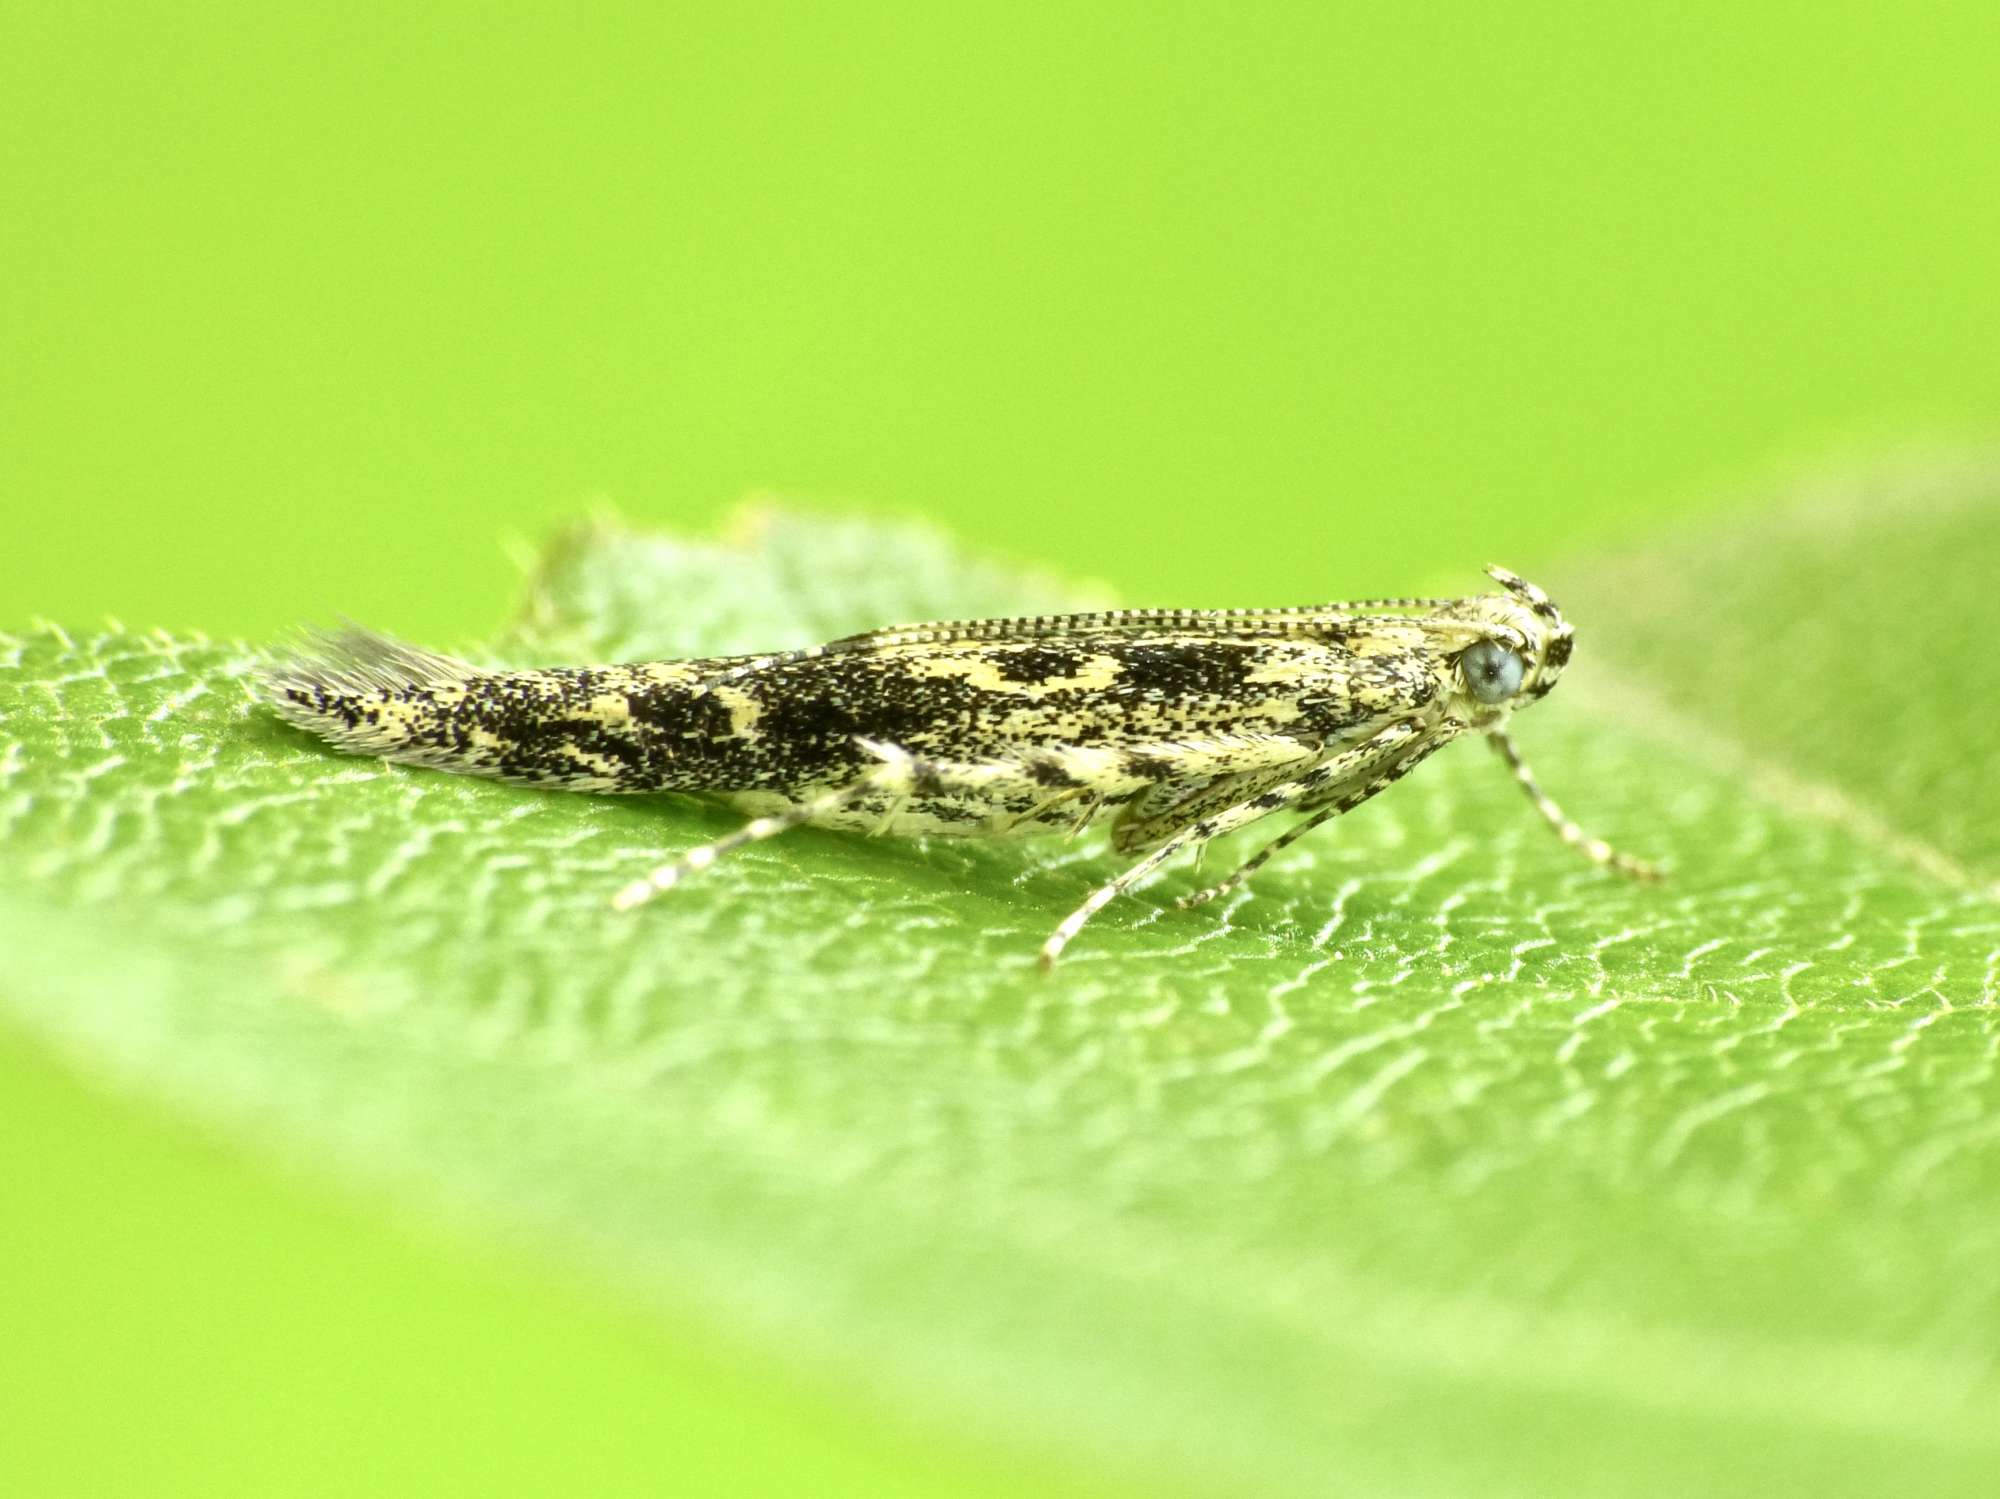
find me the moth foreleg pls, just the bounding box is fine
[1488,730,1660,880]
[611,741,922,911]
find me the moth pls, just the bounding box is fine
[262,566,1657,967]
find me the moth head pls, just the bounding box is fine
[1439,566,1574,726]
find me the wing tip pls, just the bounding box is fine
[258,625,483,701]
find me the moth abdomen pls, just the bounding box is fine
[260,629,723,793]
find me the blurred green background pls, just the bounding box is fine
[4,3,1998,1494]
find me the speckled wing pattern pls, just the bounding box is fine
[262,568,1654,966]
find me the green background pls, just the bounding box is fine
[5,3,1998,1494]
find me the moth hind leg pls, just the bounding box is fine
[611,740,925,911]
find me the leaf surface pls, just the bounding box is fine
[4,481,1998,1497]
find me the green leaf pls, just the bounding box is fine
[4,477,1997,1497]
[1561,450,2000,884]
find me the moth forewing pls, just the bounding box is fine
[261,567,1655,965]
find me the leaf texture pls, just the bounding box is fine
[3,484,1998,1497]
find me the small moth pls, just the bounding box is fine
[262,567,1657,967]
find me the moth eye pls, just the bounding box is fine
[1462,641,1526,704]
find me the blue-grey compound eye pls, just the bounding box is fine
[1462,640,1526,704]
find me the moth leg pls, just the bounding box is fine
[994,783,1086,837]
[1064,791,1105,839]
[868,786,913,836]
[1488,730,1660,880]
[1109,736,1326,856]
[1177,726,1447,909]
[1176,808,1331,910]
[611,742,921,910]
[1015,787,1106,840]
[1040,724,1417,969]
